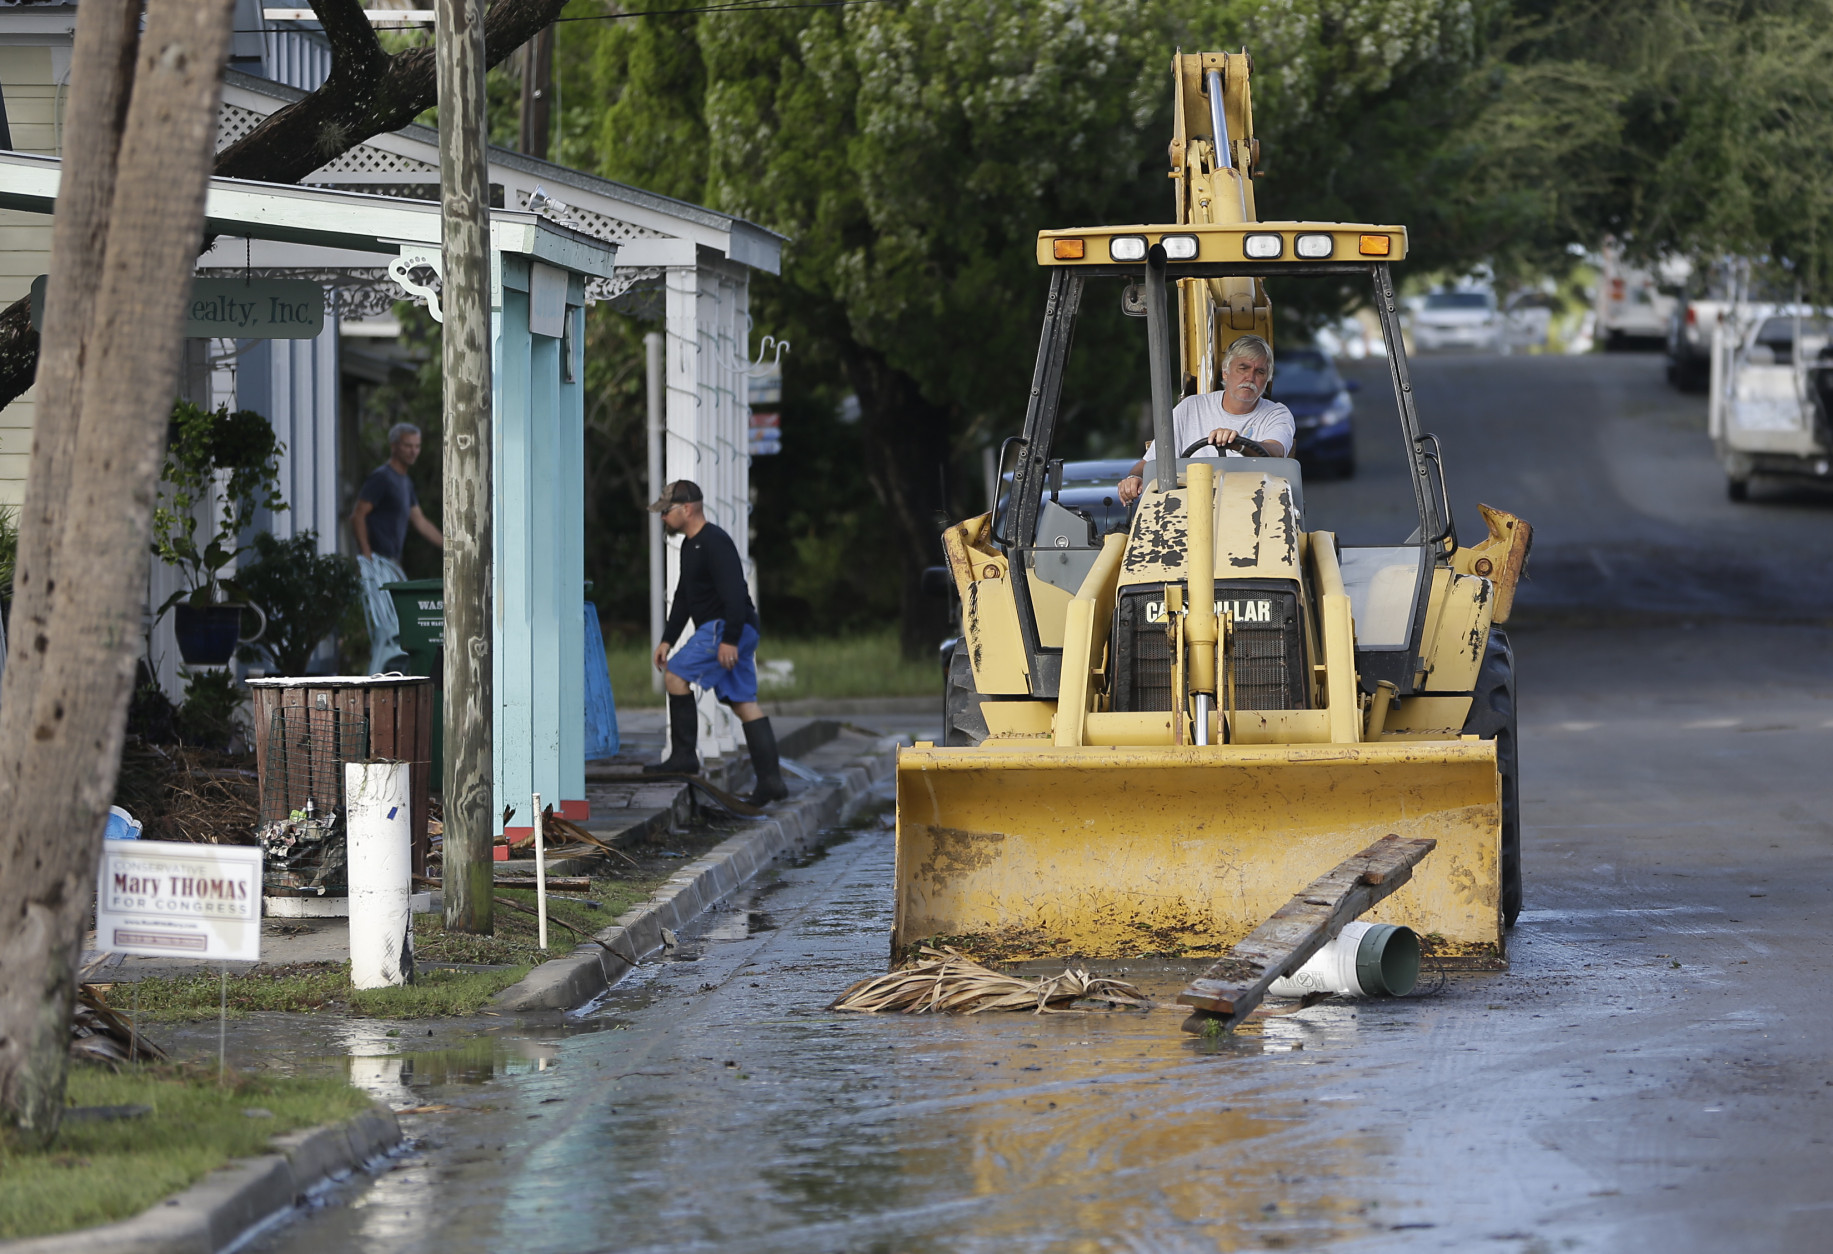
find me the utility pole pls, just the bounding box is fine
[646,331,665,693]
[438,0,493,935]
[519,24,553,160]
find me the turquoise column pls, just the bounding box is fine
[528,326,564,815]
[493,269,535,840]
[559,290,587,816]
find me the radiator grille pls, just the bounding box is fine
[1113,584,1306,712]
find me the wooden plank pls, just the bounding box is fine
[279,686,308,818]
[1176,834,1436,1033]
[250,688,274,814]
[373,684,399,760]
[408,682,431,874]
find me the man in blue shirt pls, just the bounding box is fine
[350,423,443,671]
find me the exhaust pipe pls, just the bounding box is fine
[1268,921,1420,998]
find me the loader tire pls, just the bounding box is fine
[943,647,988,748]
[1461,628,1521,927]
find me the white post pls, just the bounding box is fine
[983,444,999,514]
[346,760,413,989]
[532,790,548,951]
[646,331,665,694]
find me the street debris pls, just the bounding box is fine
[1177,835,1435,1035]
[70,984,166,1067]
[112,740,258,845]
[257,803,345,895]
[502,806,641,869]
[831,946,1150,1015]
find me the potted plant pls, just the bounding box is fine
[152,400,285,665]
[235,530,360,675]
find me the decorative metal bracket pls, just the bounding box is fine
[390,248,444,323]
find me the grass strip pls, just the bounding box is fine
[0,1063,370,1241]
[414,877,655,965]
[606,628,940,707]
[123,962,532,1021]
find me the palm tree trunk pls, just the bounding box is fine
[0,0,237,1145]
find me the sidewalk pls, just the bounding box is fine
[86,717,889,986]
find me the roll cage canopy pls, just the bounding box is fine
[992,224,1454,700]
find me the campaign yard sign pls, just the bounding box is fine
[96,840,262,963]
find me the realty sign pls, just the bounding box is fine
[30,274,325,340]
[96,840,262,962]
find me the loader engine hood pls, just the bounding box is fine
[1114,463,1311,714]
[1120,463,1303,587]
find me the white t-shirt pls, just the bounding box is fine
[1142,393,1295,463]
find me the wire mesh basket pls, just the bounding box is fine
[258,705,369,895]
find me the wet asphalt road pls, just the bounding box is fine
[251,353,1833,1252]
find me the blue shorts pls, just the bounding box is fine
[667,620,760,704]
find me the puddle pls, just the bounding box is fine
[344,1035,563,1106]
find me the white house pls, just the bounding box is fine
[0,3,783,760]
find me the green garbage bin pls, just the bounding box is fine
[383,578,443,785]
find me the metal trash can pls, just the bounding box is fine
[382,578,443,786]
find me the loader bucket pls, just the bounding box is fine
[894,741,1504,967]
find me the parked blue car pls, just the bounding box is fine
[1268,345,1357,478]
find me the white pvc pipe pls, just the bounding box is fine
[532,790,548,951]
[346,760,413,989]
[1268,921,1420,999]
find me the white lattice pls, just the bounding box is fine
[514,191,671,244]
[315,144,439,177]
[217,103,266,152]
[216,103,435,181]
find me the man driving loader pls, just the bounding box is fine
[1117,333,1292,504]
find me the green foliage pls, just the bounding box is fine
[236,531,361,676]
[152,401,285,609]
[604,629,941,708]
[563,0,1833,643]
[174,668,244,751]
[0,1064,369,1240]
[571,0,1507,650]
[1442,0,1833,292]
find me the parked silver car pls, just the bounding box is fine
[1411,289,1501,352]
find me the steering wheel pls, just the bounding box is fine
[1180,434,1273,460]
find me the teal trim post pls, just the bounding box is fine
[494,270,535,841]
[559,288,587,814]
[485,222,616,847]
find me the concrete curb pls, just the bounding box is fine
[0,1107,402,1254]
[491,736,900,1013]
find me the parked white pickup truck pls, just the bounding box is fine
[1710,309,1833,500]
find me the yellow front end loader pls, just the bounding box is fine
[894,52,1532,968]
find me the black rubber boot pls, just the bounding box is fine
[645,692,701,774]
[742,717,789,805]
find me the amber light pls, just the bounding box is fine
[1053,238,1087,260]
[1358,234,1392,256]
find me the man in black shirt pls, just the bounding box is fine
[645,480,787,804]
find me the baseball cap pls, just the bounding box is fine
[647,479,704,512]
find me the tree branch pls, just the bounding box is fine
[308,0,386,67]
[214,0,564,184]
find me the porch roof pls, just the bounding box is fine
[0,150,617,277]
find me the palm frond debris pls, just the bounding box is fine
[830,946,1150,1015]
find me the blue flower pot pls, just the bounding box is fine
[172,604,245,666]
